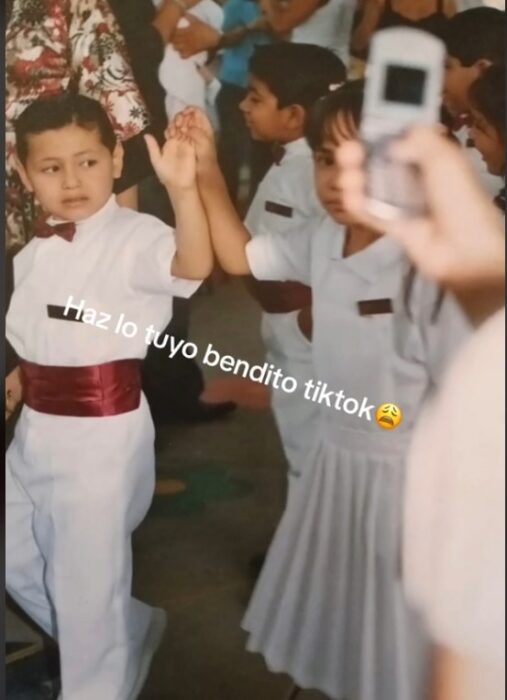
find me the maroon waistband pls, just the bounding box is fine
[19,359,142,417]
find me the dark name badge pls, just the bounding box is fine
[357,298,393,316]
[47,305,83,322]
[265,201,293,218]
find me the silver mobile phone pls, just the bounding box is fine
[360,27,445,220]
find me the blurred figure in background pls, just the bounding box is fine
[153,0,224,121]
[259,0,356,65]
[468,65,505,208]
[215,0,274,206]
[351,0,456,57]
[169,0,274,207]
[440,7,505,196]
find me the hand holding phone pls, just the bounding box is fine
[360,27,445,220]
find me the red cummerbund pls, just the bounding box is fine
[19,359,142,417]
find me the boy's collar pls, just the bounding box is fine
[274,137,311,164]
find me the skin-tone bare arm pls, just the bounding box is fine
[352,0,457,52]
[443,0,457,17]
[351,0,385,54]
[197,157,252,275]
[145,127,213,280]
[219,16,272,48]
[174,109,252,276]
[152,0,202,42]
[260,0,324,36]
[432,645,500,700]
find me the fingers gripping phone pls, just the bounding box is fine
[360,28,445,220]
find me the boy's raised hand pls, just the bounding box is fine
[144,123,197,191]
[179,106,214,138]
[175,107,218,178]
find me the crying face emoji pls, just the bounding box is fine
[375,403,403,430]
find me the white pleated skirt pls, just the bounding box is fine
[242,428,430,700]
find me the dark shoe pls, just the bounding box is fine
[184,400,237,423]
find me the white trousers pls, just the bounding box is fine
[6,395,156,700]
[261,311,318,483]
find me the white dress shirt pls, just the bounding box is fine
[7,195,201,366]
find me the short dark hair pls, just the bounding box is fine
[441,8,505,67]
[469,65,506,141]
[15,92,117,164]
[249,42,346,113]
[305,80,364,152]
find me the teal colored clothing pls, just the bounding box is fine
[218,0,272,89]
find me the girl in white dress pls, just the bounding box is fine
[241,83,472,700]
[185,81,471,699]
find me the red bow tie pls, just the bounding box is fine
[33,220,76,242]
[272,143,286,166]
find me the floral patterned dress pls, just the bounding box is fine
[5,0,150,250]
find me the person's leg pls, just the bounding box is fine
[6,441,56,639]
[31,409,157,700]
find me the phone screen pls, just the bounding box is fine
[383,65,426,105]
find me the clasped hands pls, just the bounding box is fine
[144,107,218,191]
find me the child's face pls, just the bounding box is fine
[469,109,505,176]
[16,123,123,222]
[313,111,359,226]
[443,56,484,123]
[240,77,304,143]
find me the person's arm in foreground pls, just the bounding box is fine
[145,126,213,280]
[336,128,505,325]
[433,647,481,700]
[172,13,270,60]
[176,108,253,275]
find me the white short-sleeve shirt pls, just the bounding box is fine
[247,216,472,438]
[6,196,202,366]
[244,137,325,241]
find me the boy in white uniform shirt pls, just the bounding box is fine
[240,43,345,482]
[6,93,212,700]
